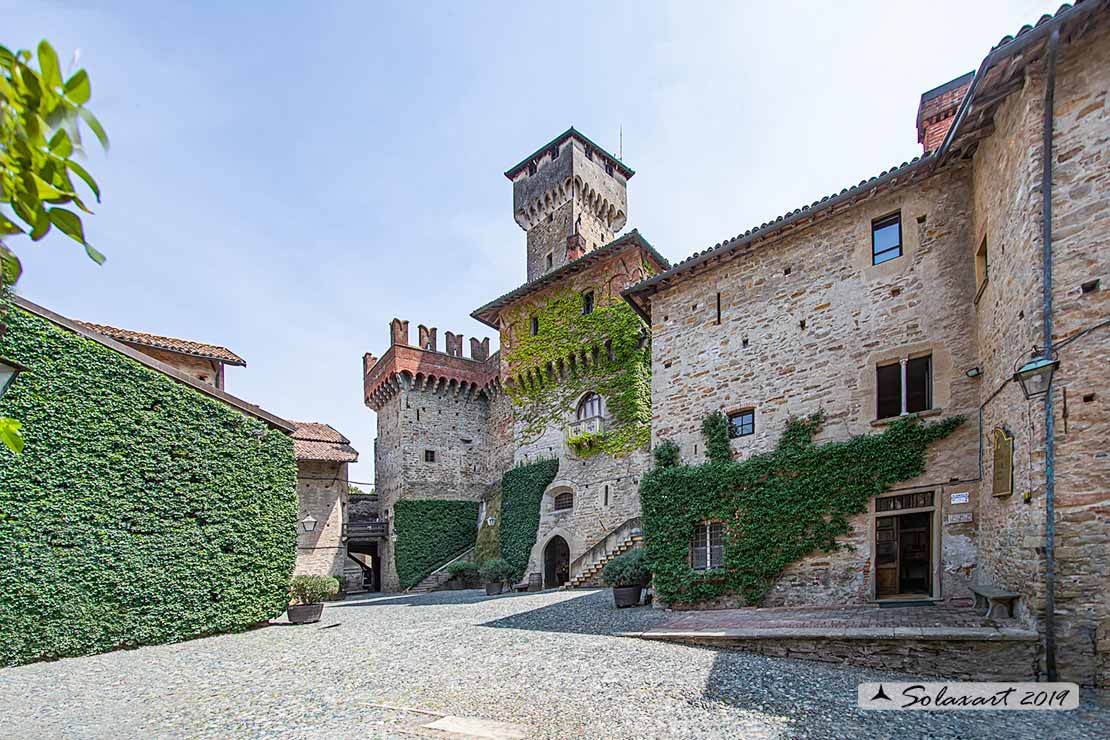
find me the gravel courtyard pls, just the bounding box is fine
[1,588,1107,740]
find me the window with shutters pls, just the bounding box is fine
[690,522,724,570]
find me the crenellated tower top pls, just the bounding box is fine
[504,128,632,282]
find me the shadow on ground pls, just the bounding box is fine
[477,588,669,636]
[698,647,1110,740]
[326,589,541,609]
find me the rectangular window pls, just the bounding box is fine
[876,362,902,419]
[424,450,436,463]
[691,522,723,570]
[876,355,932,419]
[872,213,902,265]
[545,253,553,271]
[728,409,754,438]
[974,235,989,301]
[715,292,722,325]
[582,291,594,315]
[530,316,539,336]
[906,355,932,413]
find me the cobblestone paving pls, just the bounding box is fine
[0,589,1106,739]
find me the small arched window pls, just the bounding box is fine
[553,492,573,511]
[577,392,602,421]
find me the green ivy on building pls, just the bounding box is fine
[0,306,298,666]
[498,458,559,578]
[503,289,650,457]
[393,499,479,590]
[641,410,962,607]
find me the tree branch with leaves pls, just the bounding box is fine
[0,39,109,452]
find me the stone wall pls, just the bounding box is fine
[973,21,1110,687]
[648,165,982,607]
[294,460,348,578]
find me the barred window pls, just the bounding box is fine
[691,522,724,570]
[553,492,573,511]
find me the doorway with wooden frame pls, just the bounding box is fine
[874,490,936,600]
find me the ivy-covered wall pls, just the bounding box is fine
[641,411,961,607]
[502,283,651,457]
[393,499,479,589]
[0,306,298,667]
[498,459,559,577]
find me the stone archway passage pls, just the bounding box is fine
[544,536,570,589]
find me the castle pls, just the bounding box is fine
[365,3,1109,686]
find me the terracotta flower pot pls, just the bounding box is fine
[287,602,324,624]
[612,585,642,608]
[485,582,504,596]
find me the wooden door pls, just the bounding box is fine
[875,516,899,596]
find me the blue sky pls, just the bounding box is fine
[6,0,1059,484]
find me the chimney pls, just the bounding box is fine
[917,72,974,153]
[566,233,588,262]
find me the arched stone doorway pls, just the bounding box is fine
[544,536,570,589]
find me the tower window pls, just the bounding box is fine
[424,450,436,463]
[553,492,573,511]
[876,354,932,419]
[549,146,559,160]
[582,291,594,315]
[528,162,537,176]
[975,234,989,301]
[728,409,755,438]
[872,213,902,265]
[605,162,614,176]
[545,253,553,271]
[603,484,609,507]
[577,392,603,420]
[691,522,723,570]
[530,316,539,336]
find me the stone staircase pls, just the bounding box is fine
[408,546,476,593]
[343,557,368,594]
[567,517,643,589]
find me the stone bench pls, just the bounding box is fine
[969,583,1019,619]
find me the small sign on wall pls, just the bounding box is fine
[946,512,974,524]
[950,491,970,505]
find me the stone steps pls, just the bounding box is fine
[408,547,476,593]
[567,535,643,589]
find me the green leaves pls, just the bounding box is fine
[393,500,480,590]
[0,38,110,288]
[0,307,298,666]
[498,459,559,579]
[0,417,23,453]
[642,413,963,607]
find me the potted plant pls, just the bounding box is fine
[603,549,650,608]
[478,559,515,596]
[287,575,340,624]
[446,560,479,589]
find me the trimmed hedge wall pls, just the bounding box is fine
[0,307,299,666]
[498,459,559,578]
[393,499,479,590]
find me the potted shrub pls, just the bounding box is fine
[603,549,650,608]
[446,560,479,589]
[287,575,340,624]
[479,559,515,596]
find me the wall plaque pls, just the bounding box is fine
[946,512,973,524]
[992,428,1014,497]
[950,491,970,505]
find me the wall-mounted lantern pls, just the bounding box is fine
[300,514,318,533]
[0,355,28,400]
[1013,355,1059,400]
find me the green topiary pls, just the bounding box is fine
[498,458,559,579]
[478,558,516,584]
[446,560,479,577]
[289,575,339,605]
[652,439,680,469]
[701,410,732,463]
[602,549,651,587]
[393,499,478,590]
[641,411,963,607]
[0,306,298,667]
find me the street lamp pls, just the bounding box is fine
[1013,354,1059,400]
[0,355,28,400]
[299,514,318,533]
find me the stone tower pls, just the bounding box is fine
[504,128,633,282]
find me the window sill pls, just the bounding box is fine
[870,408,943,427]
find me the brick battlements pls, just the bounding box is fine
[363,318,499,410]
